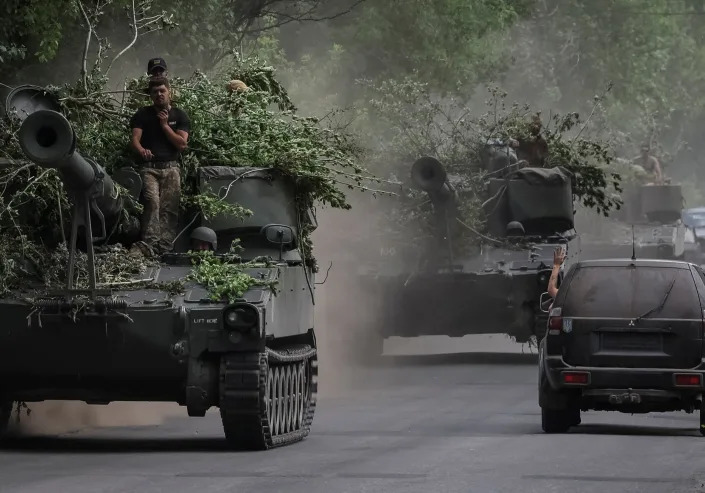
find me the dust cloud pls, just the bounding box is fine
[6,401,183,436]
[310,188,533,399]
[311,191,386,397]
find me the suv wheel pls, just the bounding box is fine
[541,406,573,433]
[539,360,579,433]
[700,397,705,436]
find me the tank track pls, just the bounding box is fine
[219,344,318,450]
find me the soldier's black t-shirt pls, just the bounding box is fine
[129,106,191,162]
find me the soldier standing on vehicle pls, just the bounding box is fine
[129,77,190,253]
[633,144,663,185]
[514,114,549,168]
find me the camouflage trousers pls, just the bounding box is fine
[140,165,181,252]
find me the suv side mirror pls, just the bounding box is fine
[539,291,551,313]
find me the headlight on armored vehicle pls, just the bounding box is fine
[223,305,259,332]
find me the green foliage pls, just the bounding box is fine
[40,243,157,288]
[182,193,252,221]
[0,53,369,298]
[505,0,705,182]
[187,242,277,304]
[360,79,621,247]
[278,0,533,97]
[0,0,77,64]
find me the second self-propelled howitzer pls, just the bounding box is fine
[575,182,700,263]
[358,153,576,352]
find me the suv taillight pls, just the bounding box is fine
[548,307,562,334]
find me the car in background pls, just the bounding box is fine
[538,258,705,434]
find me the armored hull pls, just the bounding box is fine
[576,224,688,260]
[575,184,697,263]
[0,261,318,449]
[361,241,563,344]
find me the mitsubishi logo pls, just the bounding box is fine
[628,319,635,327]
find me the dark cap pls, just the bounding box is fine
[147,57,167,74]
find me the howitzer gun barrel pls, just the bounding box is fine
[18,109,122,219]
[410,156,456,206]
[410,156,458,265]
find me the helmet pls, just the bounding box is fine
[190,226,217,250]
[506,221,525,236]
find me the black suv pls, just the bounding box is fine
[538,258,705,434]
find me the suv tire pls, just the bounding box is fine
[541,406,573,433]
[538,355,578,433]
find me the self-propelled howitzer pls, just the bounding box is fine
[356,155,575,355]
[0,88,318,450]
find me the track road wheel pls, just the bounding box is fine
[219,346,318,450]
[700,397,705,436]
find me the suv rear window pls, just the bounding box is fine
[562,265,702,319]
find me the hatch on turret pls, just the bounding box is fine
[191,166,316,260]
[198,166,298,233]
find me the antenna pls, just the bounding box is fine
[631,224,636,261]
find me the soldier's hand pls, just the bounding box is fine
[158,110,169,126]
[140,148,153,160]
[553,246,566,266]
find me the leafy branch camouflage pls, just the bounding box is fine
[0,55,373,299]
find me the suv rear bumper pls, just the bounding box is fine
[544,355,705,393]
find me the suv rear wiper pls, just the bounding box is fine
[633,277,677,323]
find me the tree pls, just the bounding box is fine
[0,0,367,88]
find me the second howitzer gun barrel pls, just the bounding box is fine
[411,156,458,226]
[410,156,458,264]
[18,109,123,221]
[411,156,456,208]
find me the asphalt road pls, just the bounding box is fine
[1,354,705,493]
